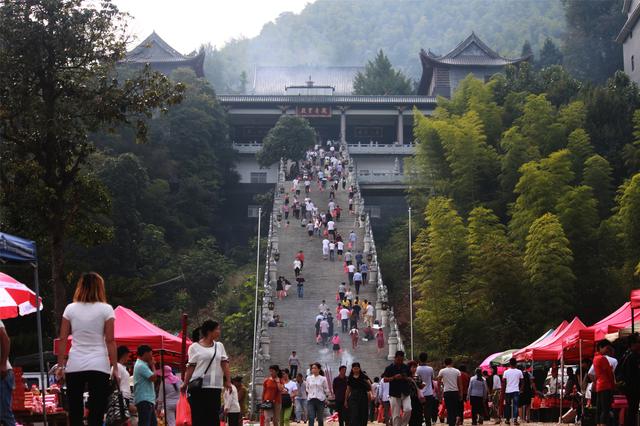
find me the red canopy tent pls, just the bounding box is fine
[562,302,640,362]
[514,317,586,361]
[54,306,190,363]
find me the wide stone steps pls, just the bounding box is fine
[267,181,390,380]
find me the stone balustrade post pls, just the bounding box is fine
[381,305,389,328]
[269,260,278,282]
[387,320,398,360]
[259,331,271,360]
[271,235,279,253]
[363,232,371,253]
[375,298,382,322]
[369,261,378,285]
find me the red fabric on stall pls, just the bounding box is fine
[563,303,640,362]
[631,289,640,309]
[53,305,190,362]
[514,317,586,361]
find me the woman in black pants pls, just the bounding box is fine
[56,272,118,426]
[182,320,232,426]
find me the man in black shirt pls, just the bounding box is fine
[333,365,349,426]
[383,350,412,426]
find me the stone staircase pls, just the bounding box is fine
[266,179,388,380]
[250,145,404,411]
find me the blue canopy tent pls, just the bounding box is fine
[0,232,47,424]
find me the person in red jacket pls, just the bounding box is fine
[593,340,615,426]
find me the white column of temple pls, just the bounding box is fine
[397,107,405,145]
[340,106,348,144]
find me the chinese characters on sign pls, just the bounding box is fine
[296,106,332,117]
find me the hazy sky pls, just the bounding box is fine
[113,0,312,53]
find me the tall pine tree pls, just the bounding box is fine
[353,50,413,95]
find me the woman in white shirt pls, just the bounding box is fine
[182,320,231,426]
[56,272,117,426]
[305,363,331,426]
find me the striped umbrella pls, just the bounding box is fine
[0,272,42,319]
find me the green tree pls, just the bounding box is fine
[566,128,594,179]
[521,40,533,59]
[562,0,625,83]
[583,71,640,177]
[498,126,540,204]
[0,0,183,320]
[413,197,468,355]
[558,101,586,133]
[583,154,614,219]
[614,174,640,277]
[622,109,640,174]
[257,115,316,166]
[509,150,574,246]
[466,207,528,348]
[353,50,413,95]
[524,213,575,327]
[537,38,563,69]
[516,94,566,155]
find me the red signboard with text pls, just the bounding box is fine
[296,106,332,117]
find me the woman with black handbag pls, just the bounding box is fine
[262,365,284,426]
[181,320,231,426]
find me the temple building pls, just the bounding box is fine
[617,0,640,85]
[122,31,205,77]
[417,32,530,97]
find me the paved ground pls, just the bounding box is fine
[267,180,391,380]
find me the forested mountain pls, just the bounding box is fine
[205,0,567,93]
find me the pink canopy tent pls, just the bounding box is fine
[507,320,568,362]
[54,306,190,363]
[514,317,586,361]
[563,302,640,362]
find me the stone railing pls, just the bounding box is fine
[249,158,286,418]
[347,141,416,155]
[341,142,405,359]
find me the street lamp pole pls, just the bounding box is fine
[250,207,262,419]
[408,206,414,360]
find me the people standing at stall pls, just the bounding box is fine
[345,362,371,426]
[0,320,15,426]
[116,346,133,412]
[468,369,488,426]
[306,363,331,426]
[491,366,502,423]
[133,345,158,426]
[182,320,231,426]
[56,272,117,426]
[157,365,182,426]
[502,358,523,426]
[594,340,615,426]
